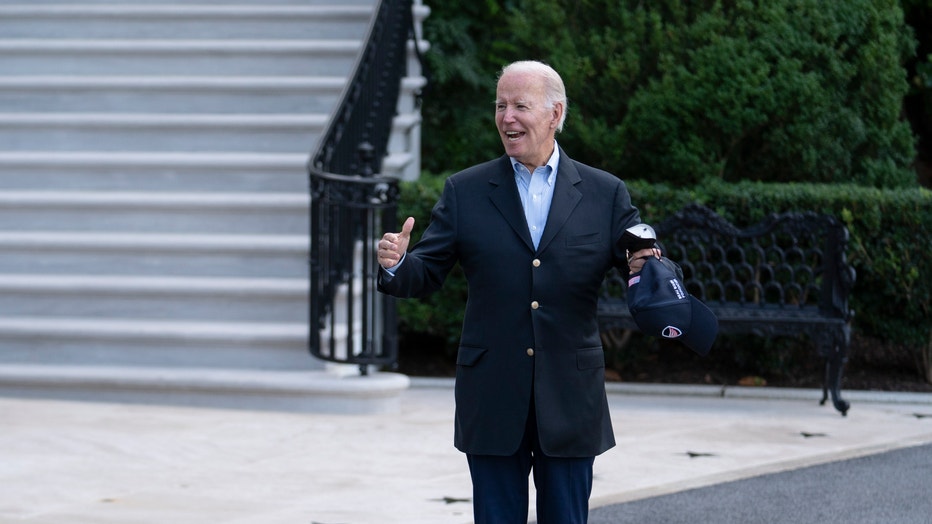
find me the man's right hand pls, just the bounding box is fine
[378,216,415,269]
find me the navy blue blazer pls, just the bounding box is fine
[379,150,641,457]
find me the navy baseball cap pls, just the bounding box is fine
[626,257,718,356]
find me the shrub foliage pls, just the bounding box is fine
[421,0,917,188]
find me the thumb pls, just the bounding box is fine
[399,216,415,239]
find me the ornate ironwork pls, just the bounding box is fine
[308,0,421,372]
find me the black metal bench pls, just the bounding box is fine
[598,204,857,415]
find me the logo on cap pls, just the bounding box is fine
[668,278,686,300]
[662,326,683,339]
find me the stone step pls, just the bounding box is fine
[0,191,309,234]
[0,39,362,76]
[0,150,414,190]
[0,317,312,369]
[0,75,347,114]
[0,151,308,191]
[0,112,325,152]
[0,111,421,154]
[0,73,424,116]
[0,364,410,414]
[0,274,308,322]
[0,5,374,40]
[0,231,308,277]
[2,0,375,5]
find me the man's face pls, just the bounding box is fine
[495,70,562,171]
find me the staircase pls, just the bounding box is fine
[0,0,427,412]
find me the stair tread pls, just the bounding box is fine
[0,151,309,166]
[0,364,408,397]
[0,5,374,16]
[0,39,363,51]
[0,112,327,125]
[0,190,308,207]
[0,273,307,293]
[0,273,307,284]
[0,316,306,338]
[0,231,307,250]
[0,75,348,89]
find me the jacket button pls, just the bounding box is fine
[530,301,539,309]
[526,348,535,356]
[532,259,541,267]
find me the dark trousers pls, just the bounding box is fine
[466,407,594,524]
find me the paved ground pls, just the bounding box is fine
[2,379,931,524]
[588,442,932,524]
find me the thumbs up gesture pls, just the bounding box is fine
[378,216,415,269]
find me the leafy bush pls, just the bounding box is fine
[408,0,930,380]
[418,1,508,172]
[421,0,917,188]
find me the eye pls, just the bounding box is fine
[495,103,506,112]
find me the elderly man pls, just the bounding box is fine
[377,60,659,524]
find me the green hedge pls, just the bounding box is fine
[395,175,932,374]
[421,0,918,189]
[407,0,930,378]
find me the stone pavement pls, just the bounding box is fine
[1,378,931,524]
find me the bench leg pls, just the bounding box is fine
[820,350,850,416]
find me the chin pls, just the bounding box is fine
[503,143,523,158]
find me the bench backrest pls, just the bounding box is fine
[602,204,856,320]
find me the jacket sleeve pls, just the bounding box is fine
[610,178,642,271]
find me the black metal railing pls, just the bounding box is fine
[308,0,419,373]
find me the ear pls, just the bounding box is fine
[551,102,564,129]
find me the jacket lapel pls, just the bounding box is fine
[537,150,582,254]
[487,156,535,251]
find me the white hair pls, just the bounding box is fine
[499,60,568,132]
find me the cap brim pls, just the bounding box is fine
[680,297,718,356]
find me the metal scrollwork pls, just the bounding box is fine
[307,0,420,372]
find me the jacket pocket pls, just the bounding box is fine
[566,232,602,247]
[457,345,487,367]
[576,347,605,370]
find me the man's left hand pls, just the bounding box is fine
[627,248,661,274]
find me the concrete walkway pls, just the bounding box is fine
[2,379,931,524]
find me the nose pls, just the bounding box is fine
[500,106,516,123]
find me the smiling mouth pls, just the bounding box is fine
[505,131,524,141]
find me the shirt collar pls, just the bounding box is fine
[511,141,560,186]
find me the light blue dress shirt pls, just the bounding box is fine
[512,142,560,249]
